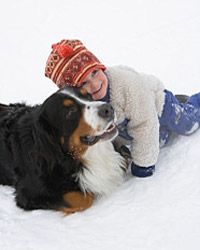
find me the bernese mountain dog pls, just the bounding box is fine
[0,87,128,215]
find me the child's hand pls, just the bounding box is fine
[131,163,155,177]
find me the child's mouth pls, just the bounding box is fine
[92,84,102,96]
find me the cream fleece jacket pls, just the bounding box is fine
[105,66,165,167]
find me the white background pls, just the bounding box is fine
[0,1,200,249]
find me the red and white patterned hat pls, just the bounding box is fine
[45,39,106,88]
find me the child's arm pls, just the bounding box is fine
[125,84,160,174]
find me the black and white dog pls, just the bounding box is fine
[0,87,128,214]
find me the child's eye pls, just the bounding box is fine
[81,81,87,87]
[91,70,98,77]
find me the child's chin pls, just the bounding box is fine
[92,92,104,100]
[93,89,106,100]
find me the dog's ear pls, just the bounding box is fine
[0,103,9,112]
[38,93,63,131]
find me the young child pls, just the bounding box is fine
[45,39,200,177]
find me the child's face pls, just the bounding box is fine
[81,70,108,100]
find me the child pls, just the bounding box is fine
[45,39,200,177]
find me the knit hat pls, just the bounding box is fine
[45,39,106,88]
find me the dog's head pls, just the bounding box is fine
[39,87,118,159]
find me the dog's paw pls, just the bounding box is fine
[60,191,94,215]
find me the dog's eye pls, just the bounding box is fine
[66,105,78,119]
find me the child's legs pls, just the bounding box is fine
[159,125,171,147]
[187,93,200,107]
[159,90,200,136]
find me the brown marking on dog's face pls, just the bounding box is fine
[58,191,94,215]
[63,99,74,107]
[68,116,95,160]
[79,88,88,96]
[60,136,65,145]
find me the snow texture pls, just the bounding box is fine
[0,0,200,249]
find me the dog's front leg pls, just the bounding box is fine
[58,191,94,215]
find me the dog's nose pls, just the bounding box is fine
[98,103,114,120]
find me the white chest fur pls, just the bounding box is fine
[77,141,126,196]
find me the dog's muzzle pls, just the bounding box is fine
[80,103,118,146]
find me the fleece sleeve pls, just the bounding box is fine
[125,84,160,167]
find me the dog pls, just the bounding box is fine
[0,87,128,215]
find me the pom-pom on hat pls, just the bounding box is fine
[45,39,106,88]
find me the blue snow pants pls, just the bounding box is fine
[159,90,200,146]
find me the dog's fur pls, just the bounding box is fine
[0,87,127,214]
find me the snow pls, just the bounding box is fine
[0,0,200,249]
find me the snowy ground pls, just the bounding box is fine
[0,1,200,249]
